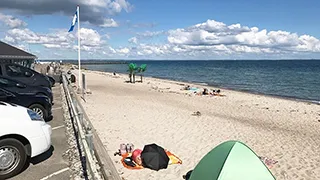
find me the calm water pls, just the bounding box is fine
[82,60,320,102]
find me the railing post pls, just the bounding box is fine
[78,112,84,127]
[85,126,93,154]
[82,73,86,102]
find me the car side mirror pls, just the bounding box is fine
[16,83,26,88]
[25,71,33,77]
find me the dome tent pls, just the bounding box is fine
[188,140,275,180]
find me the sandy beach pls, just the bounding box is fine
[72,69,320,180]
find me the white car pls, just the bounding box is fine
[0,101,52,179]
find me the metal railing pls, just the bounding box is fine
[62,73,122,180]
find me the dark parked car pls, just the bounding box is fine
[0,88,52,120]
[0,63,51,88]
[47,75,56,87]
[0,76,53,102]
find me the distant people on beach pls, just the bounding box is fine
[112,71,120,78]
[181,85,225,97]
[184,85,191,90]
[199,88,224,96]
[211,89,225,96]
[46,65,50,75]
[202,88,209,95]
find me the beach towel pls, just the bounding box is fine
[121,150,182,170]
[212,93,226,97]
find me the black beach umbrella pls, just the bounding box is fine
[141,143,169,171]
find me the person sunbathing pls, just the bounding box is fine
[202,88,209,95]
[131,149,143,166]
[182,85,191,90]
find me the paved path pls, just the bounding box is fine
[11,84,70,180]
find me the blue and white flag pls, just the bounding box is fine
[68,11,78,32]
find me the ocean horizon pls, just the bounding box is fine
[54,59,320,103]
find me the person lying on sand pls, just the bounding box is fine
[119,144,182,170]
[196,89,226,96]
[181,85,191,90]
[132,149,143,166]
[213,89,226,96]
[210,89,220,95]
[202,88,209,95]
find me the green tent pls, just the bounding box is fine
[188,141,275,180]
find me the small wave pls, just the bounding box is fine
[194,82,208,86]
[310,100,320,105]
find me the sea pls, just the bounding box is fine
[79,60,320,103]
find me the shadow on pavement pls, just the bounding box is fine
[45,115,53,122]
[31,145,54,165]
[18,145,54,176]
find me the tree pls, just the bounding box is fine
[128,63,138,83]
[137,64,147,83]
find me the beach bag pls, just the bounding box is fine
[119,143,134,155]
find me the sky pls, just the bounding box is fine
[0,0,320,60]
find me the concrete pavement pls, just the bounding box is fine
[11,84,70,180]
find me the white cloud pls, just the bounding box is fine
[117,47,130,54]
[3,16,320,59]
[4,35,15,43]
[105,34,111,39]
[17,44,28,51]
[43,44,61,48]
[0,13,27,28]
[128,37,138,44]
[79,28,103,47]
[190,20,250,34]
[100,18,119,27]
[5,28,75,49]
[109,0,132,13]
[137,30,165,37]
[167,19,320,55]
[4,27,104,53]
[109,46,116,53]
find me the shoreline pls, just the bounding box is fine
[83,68,320,105]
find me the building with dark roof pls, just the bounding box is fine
[0,41,37,68]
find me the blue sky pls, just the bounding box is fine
[0,0,320,60]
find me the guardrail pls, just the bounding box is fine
[62,73,122,180]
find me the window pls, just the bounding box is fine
[6,65,24,77]
[5,65,33,77]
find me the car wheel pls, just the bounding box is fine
[29,104,47,120]
[0,138,27,179]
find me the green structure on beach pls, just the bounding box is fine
[189,141,275,180]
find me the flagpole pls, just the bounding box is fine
[77,5,81,89]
